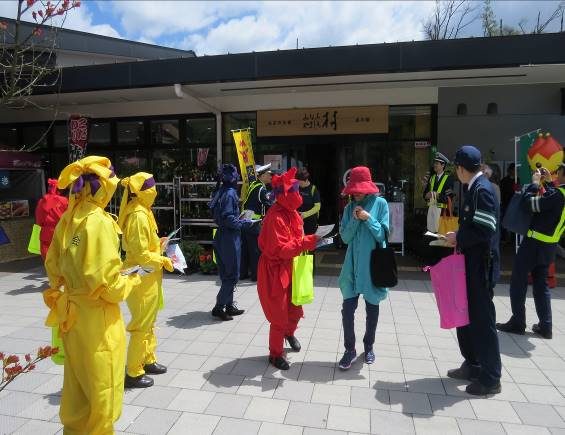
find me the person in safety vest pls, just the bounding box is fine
[35,178,68,259]
[423,151,454,211]
[210,164,254,321]
[296,167,321,235]
[118,172,174,389]
[240,163,273,281]
[257,167,319,370]
[497,162,565,339]
[43,156,142,434]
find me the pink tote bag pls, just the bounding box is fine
[424,252,469,329]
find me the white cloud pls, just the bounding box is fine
[176,1,436,55]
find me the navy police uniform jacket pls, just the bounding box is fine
[243,181,273,218]
[457,174,500,283]
[521,182,565,264]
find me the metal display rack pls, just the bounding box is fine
[177,177,217,244]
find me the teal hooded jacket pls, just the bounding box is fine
[338,194,390,305]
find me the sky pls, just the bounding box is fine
[0,0,563,55]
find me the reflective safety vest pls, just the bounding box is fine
[430,174,449,208]
[527,187,565,244]
[242,180,266,219]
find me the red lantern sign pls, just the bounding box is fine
[68,115,90,162]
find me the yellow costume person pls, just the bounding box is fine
[118,172,173,389]
[43,156,141,435]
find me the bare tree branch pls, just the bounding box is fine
[422,0,479,40]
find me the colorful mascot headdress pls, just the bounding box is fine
[527,133,564,178]
[117,172,157,231]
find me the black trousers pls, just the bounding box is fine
[456,247,501,387]
[240,226,260,280]
[509,238,553,332]
[342,295,380,352]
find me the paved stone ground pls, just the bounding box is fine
[2,267,565,435]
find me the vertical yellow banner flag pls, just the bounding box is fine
[232,129,257,200]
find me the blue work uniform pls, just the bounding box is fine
[507,183,565,334]
[240,180,272,280]
[211,186,243,307]
[455,174,502,387]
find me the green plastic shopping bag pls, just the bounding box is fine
[27,224,41,255]
[51,325,65,365]
[291,253,314,305]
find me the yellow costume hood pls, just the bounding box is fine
[117,172,157,232]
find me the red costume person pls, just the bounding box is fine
[35,178,68,259]
[257,167,318,370]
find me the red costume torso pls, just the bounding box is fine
[35,190,68,259]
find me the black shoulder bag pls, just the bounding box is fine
[370,229,398,288]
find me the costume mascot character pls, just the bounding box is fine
[43,156,141,434]
[35,178,68,259]
[118,172,174,389]
[210,163,250,321]
[257,167,318,370]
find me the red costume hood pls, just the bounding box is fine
[271,167,303,211]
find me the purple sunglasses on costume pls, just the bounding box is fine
[273,180,300,196]
[71,165,116,195]
[140,177,156,190]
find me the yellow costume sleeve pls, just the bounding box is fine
[45,225,64,290]
[123,211,166,271]
[80,213,140,303]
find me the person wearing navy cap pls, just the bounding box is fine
[423,151,454,213]
[496,162,565,339]
[445,145,502,395]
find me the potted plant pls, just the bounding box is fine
[180,240,204,273]
[199,251,217,275]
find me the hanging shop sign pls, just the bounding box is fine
[414,141,431,148]
[68,115,90,162]
[257,105,389,137]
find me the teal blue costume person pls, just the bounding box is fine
[209,164,252,321]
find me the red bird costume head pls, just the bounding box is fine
[271,167,303,211]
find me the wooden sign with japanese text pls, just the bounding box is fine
[257,106,389,137]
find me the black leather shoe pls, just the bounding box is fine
[496,320,525,335]
[447,366,479,381]
[465,381,501,396]
[226,304,245,316]
[285,336,301,352]
[532,323,552,339]
[212,306,233,321]
[144,362,167,375]
[269,356,290,371]
[125,374,154,389]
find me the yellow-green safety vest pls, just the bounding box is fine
[527,187,565,244]
[243,180,265,219]
[430,174,449,209]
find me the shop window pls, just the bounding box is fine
[457,103,467,116]
[116,150,149,177]
[53,124,68,149]
[89,122,111,147]
[186,117,215,145]
[151,119,179,146]
[117,120,145,146]
[0,126,18,150]
[22,125,49,150]
[487,102,498,115]
[222,112,257,144]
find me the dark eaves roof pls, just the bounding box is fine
[40,31,565,95]
[0,17,195,60]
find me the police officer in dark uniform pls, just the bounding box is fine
[240,163,273,281]
[423,152,454,210]
[445,145,502,396]
[496,162,565,339]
